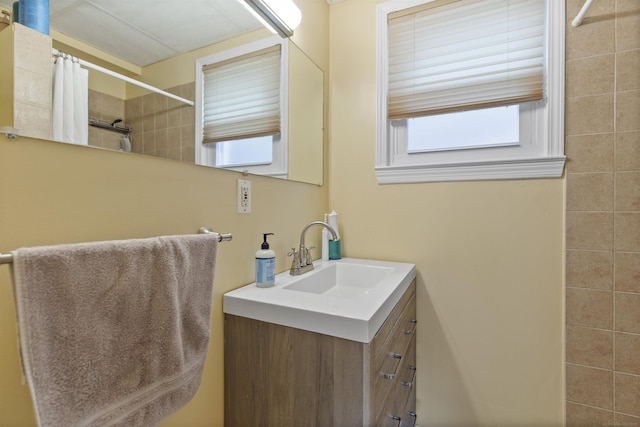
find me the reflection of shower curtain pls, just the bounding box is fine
[52,55,88,145]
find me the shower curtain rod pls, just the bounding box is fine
[52,48,195,107]
[572,0,596,27]
[0,227,232,265]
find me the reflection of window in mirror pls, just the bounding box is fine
[195,36,288,179]
[216,136,273,167]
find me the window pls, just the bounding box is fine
[376,0,566,183]
[406,105,520,152]
[196,36,288,178]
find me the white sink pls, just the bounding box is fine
[223,258,416,343]
[283,262,393,297]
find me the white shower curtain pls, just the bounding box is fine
[52,55,88,145]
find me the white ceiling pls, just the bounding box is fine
[42,0,263,67]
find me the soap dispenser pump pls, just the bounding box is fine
[255,233,275,287]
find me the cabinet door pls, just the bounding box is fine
[224,314,366,427]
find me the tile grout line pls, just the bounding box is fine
[612,0,619,417]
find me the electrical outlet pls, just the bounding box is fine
[237,179,251,213]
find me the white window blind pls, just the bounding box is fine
[202,45,281,144]
[388,0,545,120]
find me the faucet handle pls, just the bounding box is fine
[301,246,317,267]
[288,247,302,271]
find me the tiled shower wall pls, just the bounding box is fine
[88,89,125,151]
[125,83,196,163]
[565,0,640,425]
[88,83,195,159]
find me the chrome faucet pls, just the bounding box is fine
[289,221,339,276]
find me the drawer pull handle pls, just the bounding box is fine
[389,414,401,421]
[402,365,417,386]
[404,319,417,335]
[392,352,402,359]
[407,412,417,427]
[383,372,395,380]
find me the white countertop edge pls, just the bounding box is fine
[365,268,415,341]
[223,258,416,343]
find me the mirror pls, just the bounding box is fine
[0,0,323,185]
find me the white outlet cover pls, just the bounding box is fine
[237,179,251,213]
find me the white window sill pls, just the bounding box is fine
[375,156,566,184]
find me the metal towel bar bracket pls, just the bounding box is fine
[0,227,232,265]
[198,226,233,242]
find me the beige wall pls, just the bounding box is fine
[564,0,640,424]
[0,137,328,426]
[329,1,565,425]
[16,0,639,425]
[0,1,329,426]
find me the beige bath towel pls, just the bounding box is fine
[11,234,218,427]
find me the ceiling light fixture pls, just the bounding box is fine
[240,0,302,38]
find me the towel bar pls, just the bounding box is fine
[0,227,232,265]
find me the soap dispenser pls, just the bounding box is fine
[327,210,342,260]
[255,233,275,287]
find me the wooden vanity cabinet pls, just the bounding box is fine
[224,280,417,426]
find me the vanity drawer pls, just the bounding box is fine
[373,281,415,348]
[373,291,417,384]
[376,338,416,425]
[399,384,418,427]
[398,334,417,388]
[370,282,417,425]
[377,413,403,427]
